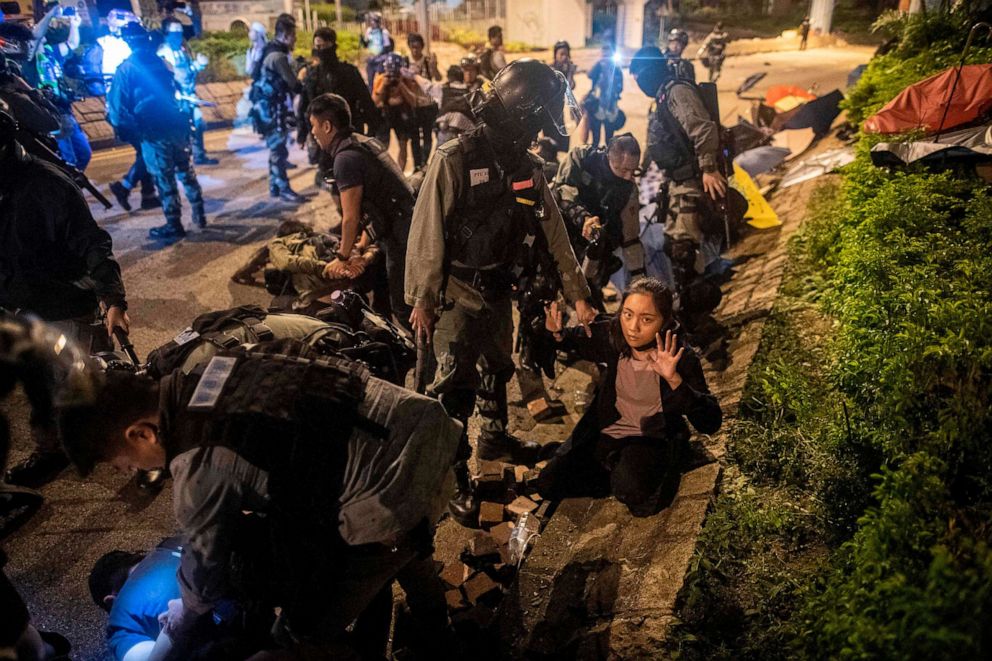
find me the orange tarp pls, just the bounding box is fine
[864,64,992,135]
[765,85,817,112]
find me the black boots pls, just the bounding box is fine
[448,461,479,528]
[477,432,542,465]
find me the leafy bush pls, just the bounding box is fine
[191,31,250,81]
[669,6,992,659]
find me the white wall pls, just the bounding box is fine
[506,0,587,50]
[197,0,294,32]
[616,0,645,51]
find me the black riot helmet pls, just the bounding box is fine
[473,58,579,143]
[629,46,672,98]
[668,29,689,48]
[120,21,154,51]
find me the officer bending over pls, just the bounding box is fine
[406,59,596,526]
[553,133,647,309]
[60,350,457,659]
[0,105,131,489]
[308,93,415,327]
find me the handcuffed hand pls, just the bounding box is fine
[322,259,351,280]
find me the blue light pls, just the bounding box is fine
[612,52,623,65]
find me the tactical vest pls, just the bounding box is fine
[145,304,415,385]
[574,147,635,248]
[331,134,415,241]
[446,131,538,282]
[646,80,699,183]
[249,44,291,132]
[439,83,471,116]
[479,47,496,80]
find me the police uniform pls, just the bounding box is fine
[405,127,590,450]
[158,41,209,162]
[107,48,205,234]
[553,144,646,302]
[157,352,456,655]
[664,50,696,83]
[644,80,721,277]
[252,42,301,196]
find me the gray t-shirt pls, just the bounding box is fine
[602,357,665,439]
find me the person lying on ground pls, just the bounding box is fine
[537,277,721,516]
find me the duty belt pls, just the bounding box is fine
[449,264,514,298]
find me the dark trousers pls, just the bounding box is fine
[55,113,92,171]
[594,434,681,516]
[413,105,437,169]
[264,125,291,193]
[122,140,156,197]
[141,135,205,228]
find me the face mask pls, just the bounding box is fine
[47,26,70,45]
[165,33,183,49]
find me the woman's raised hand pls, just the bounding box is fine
[545,301,564,338]
[648,330,684,385]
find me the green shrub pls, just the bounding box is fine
[190,31,250,81]
[670,6,992,658]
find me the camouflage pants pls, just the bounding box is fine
[431,297,515,448]
[265,126,291,193]
[666,179,722,274]
[141,136,205,229]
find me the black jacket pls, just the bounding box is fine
[539,318,721,497]
[298,52,379,138]
[0,150,127,319]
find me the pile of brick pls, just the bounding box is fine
[437,460,553,631]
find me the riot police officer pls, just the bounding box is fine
[59,350,457,659]
[406,59,596,525]
[107,22,206,241]
[553,133,647,309]
[1,104,131,488]
[631,48,727,310]
[250,13,305,203]
[665,28,695,82]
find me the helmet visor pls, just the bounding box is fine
[545,69,581,137]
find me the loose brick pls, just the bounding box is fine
[463,572,501,605]
[467,532,500,559]
[439,561,471,588]
[514,465,529,483]
[490,521,515,547]
[445,589,467,610]
[478,501,505,528]
[507,495,538,517]
[527,397,566,422]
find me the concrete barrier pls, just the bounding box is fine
[73,79,250,150]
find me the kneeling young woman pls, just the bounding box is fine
[540,277,721,516]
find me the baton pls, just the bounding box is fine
[112,327,141,366]
[414,333,429,395]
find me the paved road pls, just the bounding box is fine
[2,44,871,660]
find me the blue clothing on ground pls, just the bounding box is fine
[106,541,182,661]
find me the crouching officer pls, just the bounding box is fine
[553,133,646,309]
[307,93,415,328]
[406,59,597,526]
[630,49,726,303]
[59,348,458,659]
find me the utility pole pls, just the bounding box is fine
[416,0,431,49]
[809,0,834,34]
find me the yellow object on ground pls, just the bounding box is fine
[732,163,781,229]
